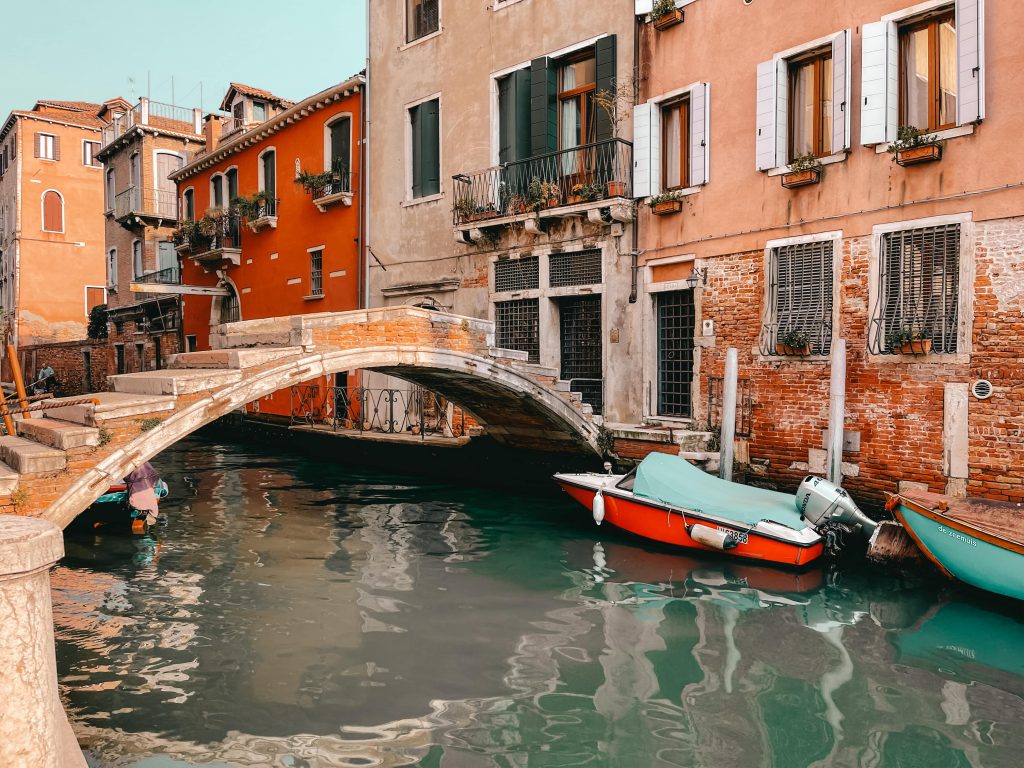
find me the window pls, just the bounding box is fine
[409,99,439,198]
[183,188,195,221]
[494,256,539,292]
[558,53,596,151]
[407,0,439,42]
[559,295,603,415]
[226,167,238,204]
[82,140,100,167]
[252,101,267,122]
[115,345,125,375]
[494,299,539,363]
[871,223,961,354]
[107,249,118,288]
[211,174,225,209]
[549,250,602,288]
[764,239,834,356]
[35,133,58,160]
[132,240,143,278]
[310,249,323,297]
[41,190,63,232]
[327,116,352,184]
[789,48,833,160]
[259,150,276,197]
[105,168,115,210]
[187,335,198,353]
[661,97,690,190]
[899,10,957,133]
[85,286,105,313]
[497,69,531,164]
[135,343,145,372]
[220,284,240,325]
[656,290,696,417]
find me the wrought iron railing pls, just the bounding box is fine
[177,213,242,256]
[569,378,603,416]
[759,320,833,357]
[100,105,142,147]
[134,267,181,285]
[706,376,753,438]
[113,186,179,220]
[220,117,245,137]
[289,385,465,438]
[451,138,633,225]
[146,100,195,128]
[101,99,199,149]
[312,163,353,201]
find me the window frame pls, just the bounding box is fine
[405,0,440,44]
[660,96,690,192]
[132,239,143,279]
[36,132,57,161]
[258,147,277,196]
[897,8,958,134]
[556,50,598,151]
[107,248,118,290]
[787,46,834,161]
[105,168,116,211]
[82,139,101,168]
[406,95,441,202]
[210,173,225,210]
[308,246,324,297]
[182,187,195,221]
[40,189,64,233]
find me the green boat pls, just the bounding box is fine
[890,490,1024,602]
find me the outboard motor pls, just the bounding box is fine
[796,476,877,554]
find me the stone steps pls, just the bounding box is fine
[167,347,304,370]
[43,392,176,427]
[0,460,18,495]
[16,418,99,450]
[110,369,242,396]
[0,436,65,474]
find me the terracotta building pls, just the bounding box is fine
[171,77,364,420]
[633,0,1023,502]
[0,99,119,378]
[96,98,205,376]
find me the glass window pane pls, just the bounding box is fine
[790,60,814,159]
[663,104,681,189]
[901,26,930,130]
[938,17,957,127]
[820,56,833,156]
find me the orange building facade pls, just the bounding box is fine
[172,77,364,419]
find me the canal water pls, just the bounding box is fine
[53,434,1024,767]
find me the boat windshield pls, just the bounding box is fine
[615,468,637,492]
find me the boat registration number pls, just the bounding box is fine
[719,527,747,544]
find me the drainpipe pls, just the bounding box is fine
[628,12,641,305]
[361,2,372,311]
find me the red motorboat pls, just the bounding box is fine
[556,453,826,567]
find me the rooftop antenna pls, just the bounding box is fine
[171,76,175,105]
[147,71,151,101]
[128,76,136,102]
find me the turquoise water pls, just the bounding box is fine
[53,435,1024,767]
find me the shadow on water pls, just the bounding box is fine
[53,433,1024,768]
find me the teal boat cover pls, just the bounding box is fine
[631,453,804,530]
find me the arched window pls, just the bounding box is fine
[219,283,240,325]
[210,174,225,209]
[42,190,63,233]
[182,188,195,221]
[259,149,276,196]
[105,168,115,210]
[325,116,352,192]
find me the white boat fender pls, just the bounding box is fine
[688,523,740,551]
[592,490,605,525]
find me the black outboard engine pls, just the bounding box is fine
[796,476,878,554]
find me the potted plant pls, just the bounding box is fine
[528,178,561,211]
[606,179,627,197]
[776,328,813,356]
[887,328,933,355]
[651,0,684,30]
[569,182,604,204]
[888,126,943,166]
[781,153,823,188]
[296,169,335,195]
[648,191,684,215]
[505,193,529,216]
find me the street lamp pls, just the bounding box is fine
[685,266,708,290]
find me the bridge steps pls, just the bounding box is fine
[167,347,304,370]
[16,418,100,450]
[0,436,66,474]
[0,461,18,495]
[43,392,176,427]
[110,369,242,396]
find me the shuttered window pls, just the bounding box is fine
[494,256,539,293]
[183,189,195,221]
[35,133,58,160]
[42,190,63,232]
[899,10,957,132]
[410,98,440,198]
[407,0,439,42]
[260,150,276,196]
[498,69,532,164]
[765,239,834,356]
[870,224,960,354]
[82,140,100,167]
[495,299,539,363]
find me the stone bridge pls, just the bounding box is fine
[1,307,600,528]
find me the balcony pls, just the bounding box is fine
[220,117,245,139]
[310,165,354,212]
[451,138,633,238]
[243,196,279,232]
[175,214,243,267]
[134,266,181,286]
[113,187,179,226]
[101,99,201,152]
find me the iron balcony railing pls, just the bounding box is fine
[101,104,142,147]
[176,213,243,256]
[312,162,353,201]
[451,138,632,225]
[113,186,179,221]
[220,117,244,137]
[134,266,181,285]
[290,385,465,439]
[101,99,200,149]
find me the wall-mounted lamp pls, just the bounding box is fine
[686,266,708,289]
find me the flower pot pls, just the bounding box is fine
[781,168,821,188]
[653,8,684,30]
[776,342,812,356]
[567,195,583,205]
[895,144,942,166]
[652,200,683,215]
[411,425,421,435]
[606,180,627,197]
[898,338,932,355]
[362,421,371,431]
[545,198,561,209]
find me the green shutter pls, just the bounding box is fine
[530,57,556,157]
[422,99,440,196]
[331,117,351,172]
[594,35,617,142]
[513,68,532,162]
[499,76,513,165]
[411,104,423,198]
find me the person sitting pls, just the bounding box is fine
[126,461,161,532]
[32,364,56,396]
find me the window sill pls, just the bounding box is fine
[302,294,324,301]
[402,192,445,208]
[399,28,443,51]
[767,151,847,177]
[873,124,975,153]
[867,351,971,364]
[493,0,529,10]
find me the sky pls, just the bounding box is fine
[0,0,367,120]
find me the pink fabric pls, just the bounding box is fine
[126,462,160,515]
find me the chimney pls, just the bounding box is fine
[203,114,220,153]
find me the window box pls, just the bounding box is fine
[897,338,932,355]
[775,342,813,357]
[653,8,684,30]
[895,144,942,167]
[652,199,682,215]
[780,168,821,189]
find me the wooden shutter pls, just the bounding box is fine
[860,21,897,145]
[594,35,617,142]
[689,83,709,187]
[86,286,105,312]
[52,135,60,161]
[530,57,556,157]
[635,0,653,14]
[774,58,788,166]
[422,99,440,196]
[33,133,40,158]
[832,30,851,152]
[263,151,276,196]
[632,102,653,198]
[42,191,62,232]
[956,0,985,124]
[755,60,777,170]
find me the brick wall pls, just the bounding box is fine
[17,339,111,397]
[107,320,182,376]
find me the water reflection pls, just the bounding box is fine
[53,437,1024,767]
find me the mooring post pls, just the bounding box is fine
[0,517,87,767]
[720,348,738,482]
[827,338,847,485]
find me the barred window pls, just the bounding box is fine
[310,249,323,297]
[871,224,960,354]
[549,249,602,288]
[495,299,539,363]
[763,239,833,355]
[494,255,539,293]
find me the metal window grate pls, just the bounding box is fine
[494,256,539,293]
[762,240,833,355]
[559,295,602,414]
[707,376,753,438]
[549,249,602,288]
[869,224,960,354]
[656,290,695,417]
[495,299,540,363]
[310,249,323,296]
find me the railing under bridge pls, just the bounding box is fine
[290,386,465,439]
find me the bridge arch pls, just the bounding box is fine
[46,345,600,528]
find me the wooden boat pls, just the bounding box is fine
[888,489,1024,601]
[71,480,170,534]
[555,453,824,567]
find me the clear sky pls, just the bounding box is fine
[1,0,367,119]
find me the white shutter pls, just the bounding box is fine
[775,57,788,166]
[649,103,662,195]
[860,21,894,145]
[755,60,777,170]
[956,0,985,124]
[635,0,653,14]
[689,82,709,187]
[832,30,851,152]
[632,102,653,198]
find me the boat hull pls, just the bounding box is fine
[558,480,822,567]
[894,501,1024,602]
